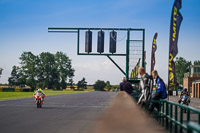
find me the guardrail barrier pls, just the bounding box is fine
[132,90,200,133]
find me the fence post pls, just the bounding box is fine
[175,105,178,133]
[199,114,200,125]
[187,110,190,123]
[166,102,169,129]
[162,101,165,127]
[180,107,183,133]
[159,101,162,124]
[170,104,173,133]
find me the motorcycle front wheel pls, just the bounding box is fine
[37,100,41,108]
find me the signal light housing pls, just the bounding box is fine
[109,30,117,53]
[85,30,92,53]
[97,30,104,53]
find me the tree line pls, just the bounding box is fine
[1,51,119,92]
[8,51,74,91]
[175,57,200,86]
[93,80,119,91]
[69,78,119,91]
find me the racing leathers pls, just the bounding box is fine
[137,73,153,106]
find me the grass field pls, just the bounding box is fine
[0,90,86,100]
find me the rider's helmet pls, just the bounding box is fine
[184,88,187,92]
[37,88,42,92]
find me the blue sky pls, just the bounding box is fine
[0,0,200,85]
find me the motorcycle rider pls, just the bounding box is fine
[178,88,190,104]
[33,88,46,101]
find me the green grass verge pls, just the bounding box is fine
[0,90,85,100]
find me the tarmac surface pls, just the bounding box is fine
[0,92,116,133]
[1,91,200,133]
[0,91,170,133]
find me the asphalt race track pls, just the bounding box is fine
[0,92,117,133]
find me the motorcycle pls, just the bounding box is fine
[34,92,46,108]
[180,94,190,113]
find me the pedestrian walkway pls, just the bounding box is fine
[91,92,168,133]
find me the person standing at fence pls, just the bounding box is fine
[137,67,153,107]
[149,70,167,113]
[120,77,134,95]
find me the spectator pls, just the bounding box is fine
[120,77,134,95]
[149,70,167,113]
[137,67,153,107]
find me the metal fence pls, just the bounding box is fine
[132,90,200,133]
[187,122,200,133]
[149,100,200,133]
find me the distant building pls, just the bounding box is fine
[66,85,94,90]
[192,80,200,98]
[66,85,78,90]
[183,65,200,94]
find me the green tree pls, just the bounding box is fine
[194,60,200,65]
[0,67,3,78]
[37,52,57,89]
[175,57,191,85]
[9,51,75,91]
[37,52,74,90]
[105,81,112,91]
[69,78,74,90]
[94,80,106,91]
[111,85,120,91]
[20,52,38,91]
[77,77,87,90]
[8,66,20,86]
[54,52,74,89]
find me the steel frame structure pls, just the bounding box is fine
[48,27,145,83]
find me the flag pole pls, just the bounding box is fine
[168,29,170,101]
[168,84,170,101]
